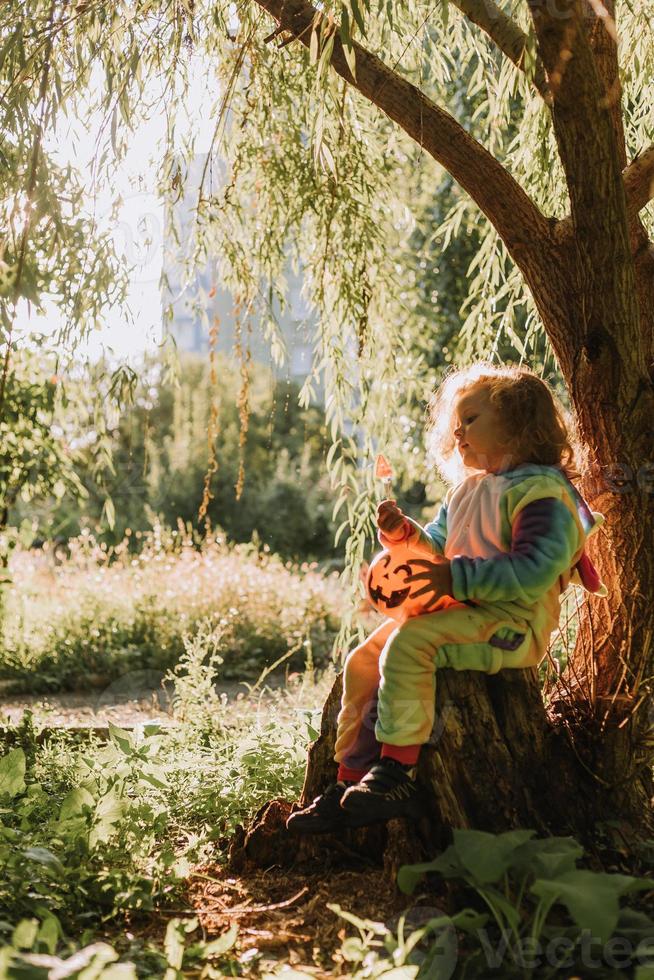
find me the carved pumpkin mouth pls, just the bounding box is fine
[368,583,411,608]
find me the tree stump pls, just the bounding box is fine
[227,664,636,878]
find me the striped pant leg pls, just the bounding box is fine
[333,618,397,768]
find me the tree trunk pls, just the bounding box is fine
[528,244,654,818]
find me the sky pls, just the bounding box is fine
[23,59,216,364]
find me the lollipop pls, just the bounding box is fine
[375,453,394,497]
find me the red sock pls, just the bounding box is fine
[337,764,368,783]
[381,743,421,766]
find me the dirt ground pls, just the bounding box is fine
[0,674,288,729]
[185,862,452,977]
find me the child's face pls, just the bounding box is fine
[453,386,511,473]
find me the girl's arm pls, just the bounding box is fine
[450,497,580,604]
[378,501,449,558]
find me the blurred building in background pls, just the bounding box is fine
[161,154,319,395]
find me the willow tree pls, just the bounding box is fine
[1,1,653,846]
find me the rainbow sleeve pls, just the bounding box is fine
[450,497,580,603]
[400,501,449,558]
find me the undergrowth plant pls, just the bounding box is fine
[0,917,241,979]
[395,829,654,978]
[1,673,653,978]
[0,656,327,973]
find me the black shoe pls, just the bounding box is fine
[340,758,426,823]
[286,781,370,835]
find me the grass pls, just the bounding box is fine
[1,523,344,694]
[0,636,337,973]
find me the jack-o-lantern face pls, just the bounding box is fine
[366,545,453,623]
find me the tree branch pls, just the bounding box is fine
[623,145,654,218]
[253,0,551,267]
[449,0,551,103]
[527,1,643,384]
[526,1,639,282]
[583,0,626,170]
[526,0,631,249]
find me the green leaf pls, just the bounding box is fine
[102,494,116,531]
[94,965,138,979]
[450,908,491,934]
[326,438,342,467]
[349,0,367,35]
[0,748,26,799]
[108,723,133,754]
[138,768,168,790]
[59,786,95,823]
[511,836,583,879]
[23,847,66,877]
[530,870,653,944]
[37,915,60,955]
[397,847,466,894]
[90,786,126,847]
[12,919,39,950]
[111,104,119,153]
[453,828,536,883]
[164,918,186,972]
[327,903,387,933]
[340,6,357,80]
[317,31,335,85]
[340,936,366,961]
[309,24,319,64]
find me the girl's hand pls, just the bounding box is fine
[376,499,407,541]
[407,559,453,608]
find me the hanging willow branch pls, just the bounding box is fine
[250,0,552,266]
[0,0,58,420]
[197,314,220,531]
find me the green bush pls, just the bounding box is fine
[1,526,343,693]
[0,661,328,939]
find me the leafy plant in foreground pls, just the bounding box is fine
[328,902,487,980]
[398,829,654,977]
[0,916,241,979]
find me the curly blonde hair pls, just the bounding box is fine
[426,363,580,486]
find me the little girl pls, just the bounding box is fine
[287,364,607,834]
